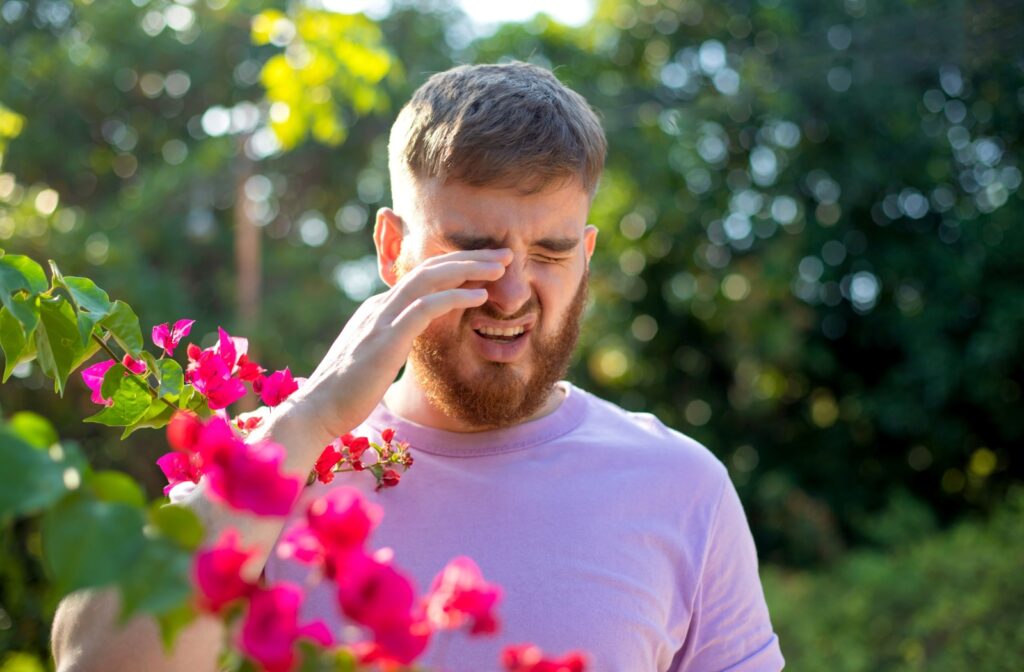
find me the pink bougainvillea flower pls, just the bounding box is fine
[424,556,503,635]
[195,416,303,516]
[235,353,265,383]
[336,550,423,637]
[156,451,203,495]
[188,349,248,410]
[501,645,588,672]
[121,353,147,375]
[341,434,370,461]
[377,469,401,492]
[167,411,203,452]
[352,618,432,667]
[276,523,324,565]
[306,487,382,559]
[239,583,333,672]
[151,319,195,357]
[235,415,263,432]
[214,326,248,372]
[254,367,299,407]
[314,442,343,484]
[193,528,258,614]
[81,359,116,406]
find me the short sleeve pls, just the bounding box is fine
[671,476,785,672]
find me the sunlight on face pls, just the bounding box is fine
[397,179,596,428]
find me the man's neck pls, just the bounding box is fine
[382,369,566,433]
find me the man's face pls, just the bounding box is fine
[395,178,596,429]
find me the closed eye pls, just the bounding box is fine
[533,255,569,264]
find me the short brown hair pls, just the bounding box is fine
[388,62,606,200]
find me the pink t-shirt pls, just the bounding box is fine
[263,381,785,671]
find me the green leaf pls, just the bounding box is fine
[121,397,177,439]
[117,535,193,621]
[40,492,147,595]
[34,296,94,396]
[0,424,68,520]
[0,304,37,382]
[149,502,204,551]
[4,292,39,335]
[0,254,47,294]
[83,372,153,427]
[100,363,128,398]
[61,276,113,315]
[8,411,59,448]
[0,652,47,672]
[89,470,146,508]
[99,300,143,357]
[0,257,44,331]
[61,276,113,347]
[155,358,184,398]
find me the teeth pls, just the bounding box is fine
[477,326,525,337]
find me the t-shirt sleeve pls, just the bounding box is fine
[670,474,785,672]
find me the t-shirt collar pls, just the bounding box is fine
[365,380,587,457]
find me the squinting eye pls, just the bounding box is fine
[534,255,567,264]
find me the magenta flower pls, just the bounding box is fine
[307,487,383,559]
[188,349,247,410]
[501,645,589,672]
[193,528,257,614]
[336,550,420,635]
[276,523,324,565]
[195,416,303,516]
[313,442,343,484]
[239,583,333,672]
[81,359,116,406]
[254,367,299,407]
[151,318,195,357]
[121,353,146,375]
[213,326,248,372]
[156,451,202,495]
[424,556,503,635]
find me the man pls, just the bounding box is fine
[52,62,784,671]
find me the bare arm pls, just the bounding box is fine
[51,402,326,672]
[50,248,511,671]
[52,587,224,672]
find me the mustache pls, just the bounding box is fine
[462,296,541,322]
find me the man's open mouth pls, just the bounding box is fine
[473,325,527,342]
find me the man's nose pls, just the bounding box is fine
[485,255,532,316]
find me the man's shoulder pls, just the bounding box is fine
[567,382,729,482]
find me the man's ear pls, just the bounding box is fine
[583,224,598,269]
[374,207,404,287]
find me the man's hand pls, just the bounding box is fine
[294,247,511,446]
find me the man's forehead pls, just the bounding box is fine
[414,178,590,247]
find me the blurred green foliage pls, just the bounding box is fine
[764,485,1024,671]
[0,0,1022,666]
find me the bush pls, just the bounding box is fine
[764,487,1024,671]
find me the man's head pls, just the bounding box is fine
[375,62,606,429]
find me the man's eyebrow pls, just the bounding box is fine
[442,232,580,253]
[443,232,506,250]
[532,236,580,253]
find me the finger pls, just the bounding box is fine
[390,288,489,340]
[418,248,513,267]
[385,260,505,318]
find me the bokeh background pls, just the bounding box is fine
[1,0,1022,669]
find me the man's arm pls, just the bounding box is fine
[671,474,785,672]
[50,402,326,672]
[52,587,223,672]
[50,247,512,671]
